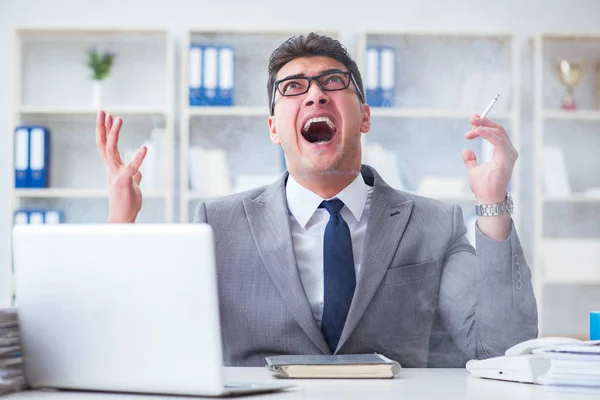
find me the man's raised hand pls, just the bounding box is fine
[95,110,147,223]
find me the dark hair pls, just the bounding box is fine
[267,32,365,113]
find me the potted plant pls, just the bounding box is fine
[87,47,116,107]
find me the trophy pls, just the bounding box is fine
[557,60,583,110]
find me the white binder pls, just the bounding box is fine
[29,127,48,188]
[14,211,29,225]
[189,146,231,197]
[203,46,218,101]
[14,127,29,187]
[218,46,235,105]
[44,210,63,224]
[28,211,44,225]
[380,47,395,106]
[543,145,571,196]
[189,45,203,105]
[366,47,379,105]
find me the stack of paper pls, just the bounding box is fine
[0,308,26,395]
[535,341,600,393]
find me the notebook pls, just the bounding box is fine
[265,353,401,379]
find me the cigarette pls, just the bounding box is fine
[480,94,500,119]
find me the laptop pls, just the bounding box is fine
[11,223,295,397]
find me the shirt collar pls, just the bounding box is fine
[286,172,370,228]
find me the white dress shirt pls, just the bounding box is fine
[286,173,373,325]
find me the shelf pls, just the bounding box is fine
[185,190,475,203]
[186,191,232,201]
[17,105,170,116]
[411,192,475,202]
[370,108,512,119]
[540,239,600,285]
[543,110,600,120]
[185,107,514,119]
[186,106,269,117]
[541,279,600,285]
[14,188,166,199]
[185,107,515,119]
[544,195,600,203]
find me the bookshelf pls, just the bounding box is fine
[8,27,175,304]
[179,29,339,222]
[533,33,600,336]
[355,31,522,243]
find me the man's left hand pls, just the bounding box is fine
[462,114,518,205]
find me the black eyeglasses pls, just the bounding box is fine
[270,70,364,115]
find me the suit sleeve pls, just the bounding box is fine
[192,201,208,224]
[437,204,538,360]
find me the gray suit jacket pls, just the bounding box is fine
[193,165,538,367]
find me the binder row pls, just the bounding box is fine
[188,44,396,108]
[14,209,64,225]
[14,126,50,188]
[189,45,235,106]
[365,46,396,107]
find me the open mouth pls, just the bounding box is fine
[301,117,337,144]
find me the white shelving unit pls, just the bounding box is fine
[533,33,600,337]
[356,31,521,238]
[179,29,339,222]
[8,27,175,303]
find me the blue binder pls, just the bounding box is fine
[190,45,236,106]
[14,127,30,188]
[365,46,396,107]
[189,45,204,106]
[28,126,50,188]
[217,46,235,106]
[365,47,381,108]
[203,45,219,105]
[379,46,395,107]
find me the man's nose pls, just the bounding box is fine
[304,81,329,108]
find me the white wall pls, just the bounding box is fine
[2,0,600,330]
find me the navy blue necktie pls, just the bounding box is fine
[319,199,356,353]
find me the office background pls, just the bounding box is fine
[2,0,600,337]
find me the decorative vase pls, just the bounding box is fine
[92,81,102,108]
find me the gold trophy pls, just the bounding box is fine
[557,60,583,110]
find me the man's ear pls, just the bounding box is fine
[268,115,280,145]
[360,103,371,134]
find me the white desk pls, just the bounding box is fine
[3,367,591,400]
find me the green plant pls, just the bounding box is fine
[87,47,116,81]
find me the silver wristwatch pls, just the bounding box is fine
[475,192,514,216]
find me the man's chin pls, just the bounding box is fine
[301,158,355,177]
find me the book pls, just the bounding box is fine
[265,353,401,379]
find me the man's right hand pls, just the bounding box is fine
[96,110,147,223]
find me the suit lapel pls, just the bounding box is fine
[243,175,331,354]
[337,168,414,351]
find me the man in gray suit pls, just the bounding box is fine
[95,33,538,368]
